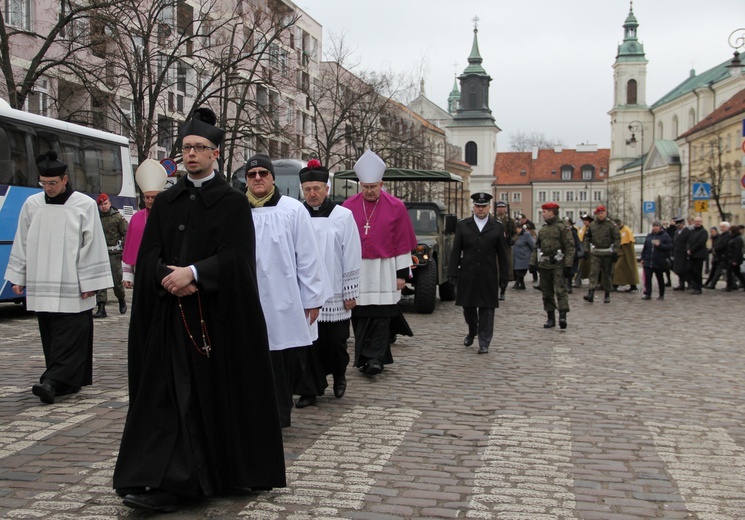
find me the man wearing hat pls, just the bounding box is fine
[293,159,361,408]
[530,202,575,329]
[92,193,129,317]
[342,150,417,374]
[114,108,286,512]
[671,217,690,290]
[582,205,620,303]
[245,152,330,426]
[5,151,113,404]
[574,213,593,288]
[493,200,515,298]
[121,159,168,289]
[447,192,509,353]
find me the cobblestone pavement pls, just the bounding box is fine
[0,276,744,519]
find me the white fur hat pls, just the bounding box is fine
[353,150,385,183]
[135,159,168,193]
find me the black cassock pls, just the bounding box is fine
[448,217,509,308]
[113,176,285,496]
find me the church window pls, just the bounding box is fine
[657,121,664,139]
[688,108,696,129]
[672,115,679,138]
[465,141,477,165]
[626,79,637,105]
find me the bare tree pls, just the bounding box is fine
[508,130,562,152]
[690,133,741,221]
[0,0,120,109]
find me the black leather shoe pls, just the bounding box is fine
[641,294,651,300]
[463,335,474,347]
[499,289,506,301]
[333,376,347,398]
[118,299,127,314]
[603,292,610,303]
[295,395,316,408]
[477,345,488,354]
[123,490,178,513]
[32,382,55,404]
[364,361,383,375]
[116,487,146,497]
[558,312,567,330]
[673,286,685,291]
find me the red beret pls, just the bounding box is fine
[97,193,109,204]
[595,205,606,213]
[541,202,559,210]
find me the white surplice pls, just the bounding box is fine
[308,204,361,322]
[357,253,412,306]
[252,196,332,351]
[5,191,113,312]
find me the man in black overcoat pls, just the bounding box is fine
[672,217,690,291]
[113,108,285,512]
[447,193,509,354]
[685,216,708,294]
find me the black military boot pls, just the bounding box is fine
[566,279,573,294]
[543,312,556,328]
[558,311,567,329]
[118,298,127,314]
[604,291,610,303]
[583,290,594,303]
[92,303,107,318]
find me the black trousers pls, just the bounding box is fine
[643,267,666,297]
[270,347,305,428]
[463,307,495,349]
[37,310,93,390]
[687,257,705,290]
[294,320,351,397]
[727,263,745,289]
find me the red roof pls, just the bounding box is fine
[493,148,610,186]
[678,88,745,139]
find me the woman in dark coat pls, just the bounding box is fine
[512,223,535,290]
[640,220,673,299]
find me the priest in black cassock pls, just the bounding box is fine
[113,108,285,513]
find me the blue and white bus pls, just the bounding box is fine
[0,99,136,304]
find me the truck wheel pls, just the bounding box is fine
[439,280,456,301]
[414,260,437,314]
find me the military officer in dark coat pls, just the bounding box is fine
[447,193,509,354]
[493,200,514,299]
[530,202,575,329]
[671,217,690,291]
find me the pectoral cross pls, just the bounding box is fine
[364,222,371,235]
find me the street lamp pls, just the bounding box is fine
[626,121,644,232]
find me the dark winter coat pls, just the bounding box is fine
[113,175,286,495]
[686,226,709,260]
[713,231,731,262]
[729,232,744,266]
[641,229,672,270]
[672,226,690,275]
[512,228,535,271]
[448,216,509,308]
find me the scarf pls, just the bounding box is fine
[247,187,276,208]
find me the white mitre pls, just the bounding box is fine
[135,159,168,192]
[353,150,385,183]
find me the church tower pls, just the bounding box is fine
[609,2,652,178]
[447,17,500,196]
[447,76,460,114]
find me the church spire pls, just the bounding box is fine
[617,1,645,61]
[464,16,487,76]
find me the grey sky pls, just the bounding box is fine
[297,0,744,151]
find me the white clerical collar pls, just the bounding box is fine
[187,171,215,187]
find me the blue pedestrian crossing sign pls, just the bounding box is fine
[643,201,655,213]
[692,183,711,200]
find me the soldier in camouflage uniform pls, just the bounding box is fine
[582,205,621,303]
[93,194,128,317]
[530,202,574,329]
[493,201,515,300]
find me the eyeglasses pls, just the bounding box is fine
[38,180,60,187]
[246,170,271,178]
[182,144,216,153]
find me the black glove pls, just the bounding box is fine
[610,252,619,262]
[447,276,457,286]
[563,266,572,279]
[528,265,537,275]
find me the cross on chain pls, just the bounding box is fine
[364,222,370,235]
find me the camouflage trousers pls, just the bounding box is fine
[589,254,615,293]
[539,266,569,313]
[96,252,125,304]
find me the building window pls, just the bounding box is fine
[626,79,637,105]
[565,191,574,202]
[566,210,574,221]
[581,166,593,180]
[579,191,587,202]
[500,192,509,202]
[27,78,49,116]
[512,192,521,202]
[6,0,31,30]
[538,191,546,202]
[120,99,133,138]
[465,141,477,165]
[561,170,571,180]
[552,191,560,201]
[593,191,602,202]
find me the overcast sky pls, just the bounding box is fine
[297,0,744,152]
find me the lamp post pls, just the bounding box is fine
[626,121,644,232]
